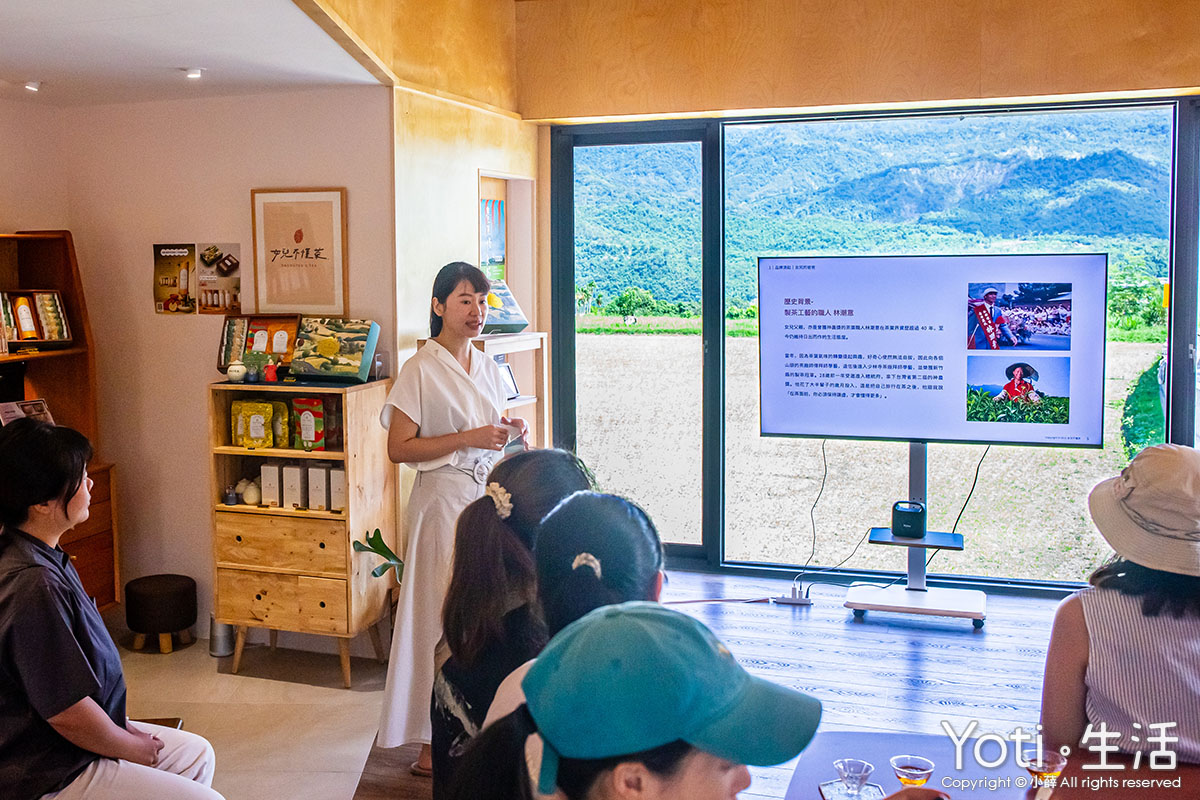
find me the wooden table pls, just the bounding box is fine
[785,732,1200,800]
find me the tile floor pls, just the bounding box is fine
[114,620,387,800]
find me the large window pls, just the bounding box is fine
[724,108,1173,581]
[573,141,704,546]
[553,101,1192,583]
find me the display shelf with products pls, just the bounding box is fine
[0,231,119,608]
[209,378,396,687]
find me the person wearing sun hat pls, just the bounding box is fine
[445,602,822,800]
[997,362,1041,404]
[1040,443,1200,762]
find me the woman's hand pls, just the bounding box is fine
[464,424,509,451]
[500,416,528,445]
[126,726,164,766]
[883,789,950,800]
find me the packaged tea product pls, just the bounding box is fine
[270,401,289,447]
[246,318,270,353]
[231,400,246,446]
[291,397,325,451]
[240,401,274,449]
[266,320,293,357]
[0,293,15,341]
[34,293,68,339]
[289,317,380,382]
[221,317,248,367]
[324,395,343,449]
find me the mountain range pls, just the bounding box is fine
[574,107,1172,304]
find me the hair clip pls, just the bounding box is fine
[571,552,602,580]
[485,482,513,520]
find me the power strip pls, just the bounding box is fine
[773,586,812,606]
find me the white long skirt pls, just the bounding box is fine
[377,467,483,747]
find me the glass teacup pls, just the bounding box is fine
[833,758,875,797]
[1022,748,1067,782]
[889,754,934,786]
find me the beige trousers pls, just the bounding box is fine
[42,721,222,800]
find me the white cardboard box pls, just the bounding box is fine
[308,464,331,512]
[260,464,282,508]
[329,466,347,512]
[282,464,308,510]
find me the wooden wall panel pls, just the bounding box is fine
[301,0,521,112]
[980,0,1200,98]
[390,87,537,551]
[514,0,1200,121]
[391,0,520,112]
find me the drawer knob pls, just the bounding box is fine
[319,601,326,608]
[235,535,243,543]
[255,594,262,600]
[319,542,326,549]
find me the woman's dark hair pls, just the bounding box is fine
[445,705,692,800]
[443,450,595,665]
[1090,557,1200,618]
[430,261,490,337]
[535,491,664,637]
[0,417,93,529]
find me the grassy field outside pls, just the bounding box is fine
[575,333,1163,582]
[578,315,1168,343]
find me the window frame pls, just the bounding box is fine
[551,97,1198,587]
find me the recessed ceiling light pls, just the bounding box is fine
[184,68,203,80]
[24,81,40,92]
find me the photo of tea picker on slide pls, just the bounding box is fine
[966,356,1071,424]
[966,282,1072,351]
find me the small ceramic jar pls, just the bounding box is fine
[227,359,247,383]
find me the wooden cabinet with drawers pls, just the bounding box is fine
[209,379,396,687]
[61,462,120,609]
[1,231,119,609]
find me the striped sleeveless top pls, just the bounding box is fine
[1079,586,1200,761]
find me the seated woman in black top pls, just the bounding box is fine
[430,449,593,797]
[0,418,222,800]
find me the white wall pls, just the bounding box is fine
[59,86,395,655]
[0,97,69,230]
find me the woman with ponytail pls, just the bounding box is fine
[448,603,823,800]
[484,491,665,729]
[431,449,593,796]
[378,262,528,773]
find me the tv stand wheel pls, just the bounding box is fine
[853,609,866,620]
[973,618,985,629]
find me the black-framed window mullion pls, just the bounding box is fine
[1168,99,1199,445]
[550,123,716,560]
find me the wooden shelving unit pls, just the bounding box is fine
[0,231,119,609]
[209,378,396,687]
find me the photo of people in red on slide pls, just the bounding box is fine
[967,282,1071,351]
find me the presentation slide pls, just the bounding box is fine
[758,254,1108,447]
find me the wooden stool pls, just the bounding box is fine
[125,574,197,654]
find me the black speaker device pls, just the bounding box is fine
[891,501,927,538]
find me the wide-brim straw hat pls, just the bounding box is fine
[1005,362,1038,380]
[1088,444,1200,577]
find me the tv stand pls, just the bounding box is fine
[843,442,987,628]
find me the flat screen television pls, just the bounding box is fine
[757,253,1108,447]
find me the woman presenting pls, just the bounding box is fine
[377,262,526,774]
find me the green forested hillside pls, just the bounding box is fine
[574,107,1172,309]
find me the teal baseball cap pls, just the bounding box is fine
[522,602,822,794]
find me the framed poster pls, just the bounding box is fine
[251,188,348,316]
